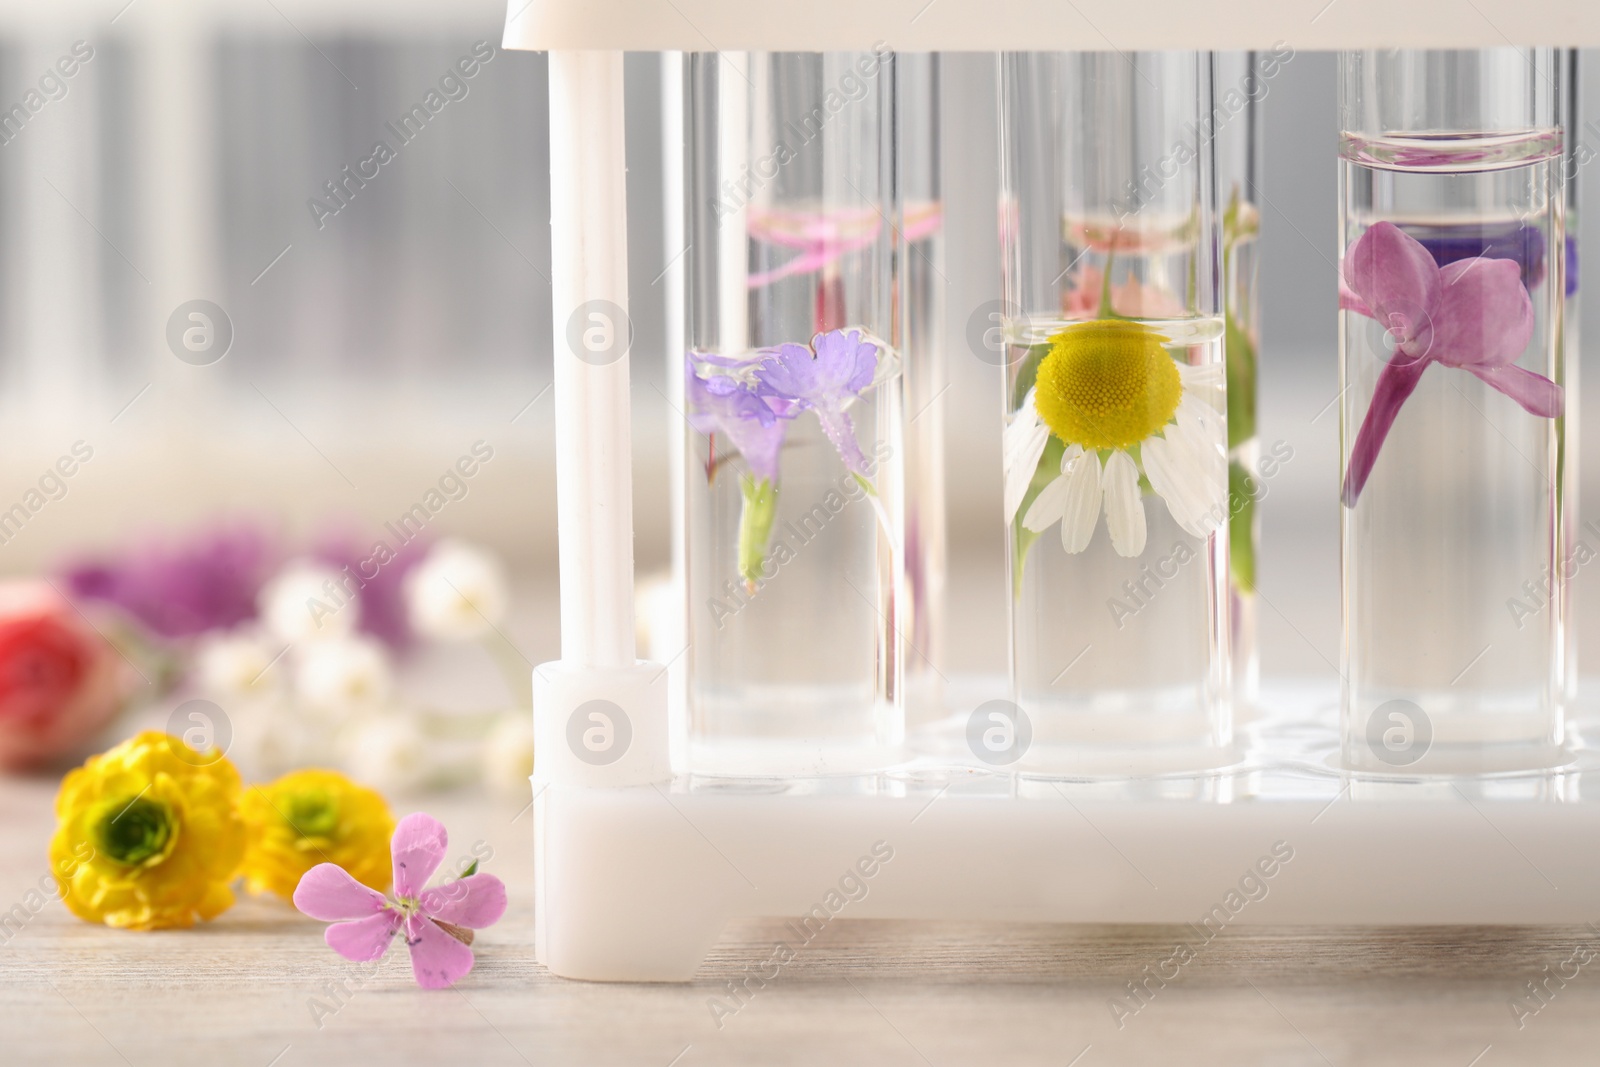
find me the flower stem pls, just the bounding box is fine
[1343,356,1430,507]
[737,475,778,591]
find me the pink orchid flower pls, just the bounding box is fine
[293,812,507,989]
[1341,220,1561,507]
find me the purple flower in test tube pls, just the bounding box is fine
[686,353,794,587]
[1411,222,1566,296]
[754,329,879,475]
[1340,221,1561,507]
[685,354,789,483]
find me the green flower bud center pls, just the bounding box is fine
[95,796,177,867]
[286,790,339,841]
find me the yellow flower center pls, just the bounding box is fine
[1033,319,1182,450]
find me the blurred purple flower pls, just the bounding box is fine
[314,532,429,650]
[63,521,277,639]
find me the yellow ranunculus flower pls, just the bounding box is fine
[50,730,246,930]
[240,768,394,902]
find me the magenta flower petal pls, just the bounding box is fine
[1338,280,1373,318]
[1343,222,1441,350]
[1342,355,1432,508]
[1429,257,1535,368]
[420,873,509,929]
[404,913,476,989]
[1463,363,1564,418]
[391,813,448,898]
[294,862,391,921]
[325,911,402,962]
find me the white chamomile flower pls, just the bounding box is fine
[260,562,353,643]
[483,711,536,799]
[405,540,509,642]
[195,630,283,697]
[1005,320,1227,558]
[294,635,393,713]
[344,713,432,795]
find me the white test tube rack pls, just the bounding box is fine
[509,1,1600,982]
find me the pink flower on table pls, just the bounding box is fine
[293,812,507,989]
[1340,221,1561,507]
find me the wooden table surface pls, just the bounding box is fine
[4,776,1599,1066]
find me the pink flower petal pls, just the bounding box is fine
[391,813,448,899]
[325,910,402,962]
[1338,280,1373,318]
[294,863,390,921]
[1342,221,1441,351]
[404,913,476,989]
[1429,257,1535,368]
[1463,363,1564,418]
[1342,354,1432,508]
[420,873,508,930]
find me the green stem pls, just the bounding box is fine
[737,475,778,591]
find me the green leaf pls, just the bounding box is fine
[461,859,479,878]
[737,475,778,588]
[1228,460,1257,594]
[1011,342,1050,411]
[1010,435,1065,599]
[851,472,877,498]
[1224,310,1257,450]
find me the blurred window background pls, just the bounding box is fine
[0,3,1596,683]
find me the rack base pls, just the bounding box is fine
[532,684,1599,981]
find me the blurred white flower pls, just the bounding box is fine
[345,713,433,795]
[195,630,283,698]
[633,570,678,664]
[261,562,354,644]
[228,696,311,778]
[483,711,535,798]
[404,540,509,642]
[294,635,393,714]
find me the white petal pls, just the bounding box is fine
[1175,394,1227,472]
[1140,433,1200,533]
[1001,388,1043,468]
[1176,394,1230,509]
[1002,393,1051,526]
[1178,362,1226,414]
[1102,450,1146,557]
[1057,446,1103,554]
[1143,424,1227,538]
[1021,472,1070,531]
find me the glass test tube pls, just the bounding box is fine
[1000,51,1231,772]
[1338,48,1567,772]
[681,51,906,774]
[898,54,949,729]
[1215,50,1266,708]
